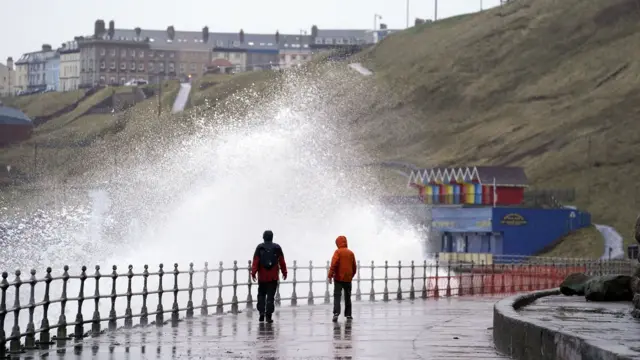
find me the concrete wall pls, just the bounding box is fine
[493,290,638,360]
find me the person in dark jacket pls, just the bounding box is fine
[328,235,357,322]
[251,230,287,323]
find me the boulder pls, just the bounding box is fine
[584,275,633,302]
[559,273,592,296]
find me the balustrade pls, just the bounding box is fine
[0,254,633,356]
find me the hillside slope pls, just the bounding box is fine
[352,0,640,247]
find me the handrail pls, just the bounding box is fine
[0,254,633,356]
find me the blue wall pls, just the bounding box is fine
[492,207,591,256]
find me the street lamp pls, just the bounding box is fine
[406,0,410,28]
[374,14,382,31]
[299,29,308,67]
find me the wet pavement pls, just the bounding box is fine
[19,297,508,359]
[518,295,640,357]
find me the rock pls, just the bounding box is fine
[584,275,633,302]
[560,273,592,296]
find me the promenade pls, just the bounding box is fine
[18,297,507,359]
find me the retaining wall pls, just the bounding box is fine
[493,290,640,360]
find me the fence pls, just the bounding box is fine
[0,254,633,357]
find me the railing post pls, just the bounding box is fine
[355,260,362,301]
[74,266,87,339]
[421,260,428,299]
[396,261,403,301]
[490,263,496,295]
[140,265,149,327]
[201,262,209,316]
[216,262,224,315]
[479,261,485,295]
[108,265,118,331]
[307,261,314,305]
[25,269,37,349]
[383,261,389,302]
[409,261,415,300]
[39,267,52,348]
[324,261,331,304]
[434,258,440,298]
[500,263,506,294]
[246,261,253,310]
[457,260,463,296]
[125,265,134,329]
[91,266,101,336]
[231,261,239,314]
[469,262,475,296]
[445,261,452,297]
[156,263,165,326]
[275,281,281,307]
[291,261,298,307]
[369,261,375,302]
[9,270,21,353]
[187,263,195,318]
[57,266,70,349]
[0,272,8,358]
[172,263,180,326]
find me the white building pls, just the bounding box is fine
[59,41,81,91]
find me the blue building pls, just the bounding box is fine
[430,206,591,259]
[45,52,60,91]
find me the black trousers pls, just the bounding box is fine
[257,281,278,315]
[333,281,352,317]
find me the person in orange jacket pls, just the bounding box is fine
[328,235,357,322]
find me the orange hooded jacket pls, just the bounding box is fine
[328,236,357,282]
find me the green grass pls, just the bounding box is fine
[2,90,86,119]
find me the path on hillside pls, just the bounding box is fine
[349,63,373,76]
[596,224,624,259]
[21,297,508,359]
[172,82,191,114]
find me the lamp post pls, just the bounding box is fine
[300,29,307,67]
[406,0,410,28]
[374,13,382,31]
[434,0,438,21]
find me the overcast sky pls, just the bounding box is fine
[1,0,502,62]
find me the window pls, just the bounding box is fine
[280,55,286,61]
[109,77,116,84]
[138,63,144,71]
[130,61,136,70]
[120,62,126,70]
[149,51,154,57]
[100,48,106,56]
[169,52,174,58]
[179,63,185,73]
[148,63,154,71]
[190,63,196,72]
[292,55,297,61]
[159,51,165,58]
[99,75,105,83]
[139,51,144,58]
[168,62,175,72]
[216,40,223,47]
[120,77,126,85]
[110,48,116,56]
[159,62,165,71]
[121,49,126,58]
[315,37,323,44]
[202,64,207,73]
[110,61,116,70]
[130,49,135,57]
[324,38,333,44]
[336,38,344,45]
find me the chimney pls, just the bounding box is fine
[42,44,52,52]
[7,57,13,70]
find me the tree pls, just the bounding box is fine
[275,30,280,44]
[167,26,176,41]
[108,20,115,39]
[94,19,106,38]
[202,26,209,42]
[311,25,318,38]
[135,27,142,37]
[239,29,245,43]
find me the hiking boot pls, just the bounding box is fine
[266,314,273,324]
[332,314,338,323]
[259,313,265,322]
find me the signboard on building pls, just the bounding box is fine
[500,213,527,226]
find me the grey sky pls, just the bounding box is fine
[1,0,502,62]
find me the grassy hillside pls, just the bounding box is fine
[348,0,640,252]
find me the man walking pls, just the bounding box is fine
[251,230,287,323]
[328,235,357,322]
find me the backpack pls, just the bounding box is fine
[259,245,279,270]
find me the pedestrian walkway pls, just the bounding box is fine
[21,296,507,359]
